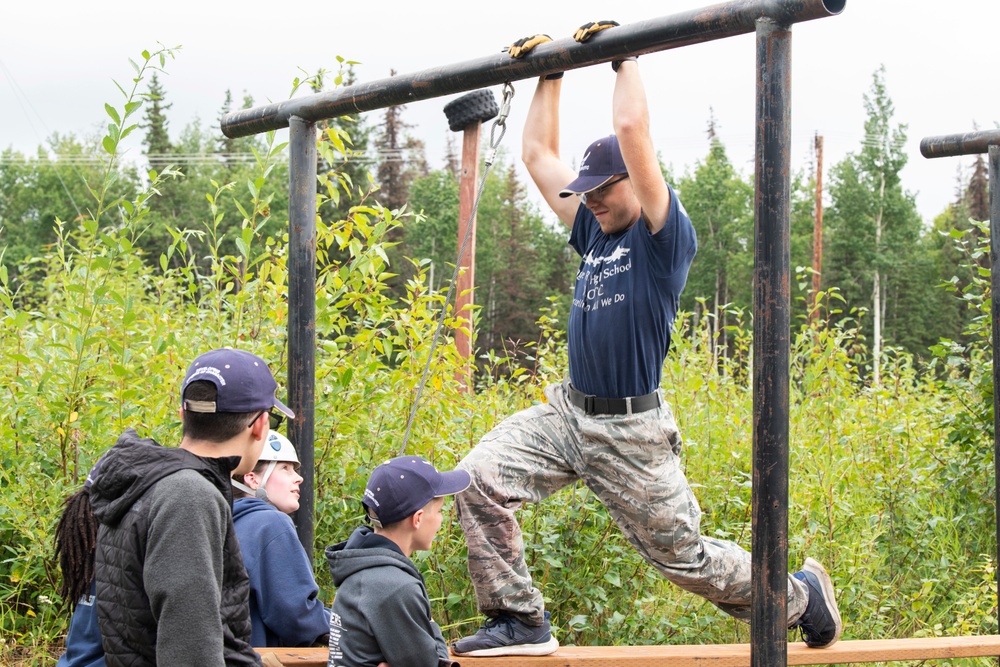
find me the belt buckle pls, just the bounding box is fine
[626,396,633,416]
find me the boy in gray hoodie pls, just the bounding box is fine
[326,456,469,667]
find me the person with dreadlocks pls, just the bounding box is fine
[231,431,331,648]
[55,457,107,667]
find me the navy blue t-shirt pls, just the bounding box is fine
[567,184,697,398]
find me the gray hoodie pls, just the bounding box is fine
[326,527,456,667]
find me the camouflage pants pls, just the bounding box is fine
[456,380,809,626]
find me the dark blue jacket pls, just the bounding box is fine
[233,497,330,647]
[57,581,105,667]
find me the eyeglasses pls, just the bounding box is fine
[249,409,286,430]
[579,175,629,205]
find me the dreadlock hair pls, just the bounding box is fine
[54,487,97,611]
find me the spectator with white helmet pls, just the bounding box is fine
[232,431,331,648]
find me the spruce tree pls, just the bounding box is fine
[142,72,173,170]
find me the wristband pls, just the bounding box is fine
[612,57,637,72]
[544,72,564,80]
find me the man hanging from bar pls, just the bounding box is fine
[451,21,842,657]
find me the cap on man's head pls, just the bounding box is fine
[559,134,628,198]
[84,452,109,489]
[181,348,294,419]
[362,456,471,527]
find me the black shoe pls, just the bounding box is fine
[791,558,843,648]
[451,611,559,657]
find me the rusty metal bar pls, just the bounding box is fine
[227,0,847,647]
[221,0,844,139]
[920,129,1000,159]
[751,15,792,667]
[287,116,318,554]
[992,144,1000,634]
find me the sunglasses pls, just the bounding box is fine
[249,409,286,430]
[579,175,629,205]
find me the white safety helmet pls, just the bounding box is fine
[232,432,300,501]
[258,431,300,465]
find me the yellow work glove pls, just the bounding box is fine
[506,34,552,59]
[573,20,620,43]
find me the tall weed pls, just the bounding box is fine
[1,56,996,667]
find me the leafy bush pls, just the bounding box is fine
[1,49,996,666]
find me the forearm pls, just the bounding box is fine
[522,77,562,171]
[612,60,650,140]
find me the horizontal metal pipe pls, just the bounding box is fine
[920,129,1000,159]
[221,0,845,138]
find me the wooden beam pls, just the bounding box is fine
[260,635,1000,667]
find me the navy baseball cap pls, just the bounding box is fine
[559,134,628,197]
[181,348,294,419]
[84,452,109,489]
[363,456,471,526]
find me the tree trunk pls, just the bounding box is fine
[872,170,886,386]
[873,268,881,386]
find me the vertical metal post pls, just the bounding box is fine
[990,144,1000,629]
[288,116,317,555]
[455,123,481,390]
[751,15,792,667]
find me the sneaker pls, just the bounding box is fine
[451,611,559,657]
[791,557,843,648]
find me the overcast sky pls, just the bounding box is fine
[2,0,997,224]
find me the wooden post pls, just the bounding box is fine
[455,123,481,390]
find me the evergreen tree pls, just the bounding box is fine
[408,169,460,293]
[0,135,140,285]
[142,72,173,170]
[407,155,574,371]
[216,89,237,157]
[375,72,413,213]
[966,153,989,224]
[676,136,753,360]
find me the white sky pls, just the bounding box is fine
[2,0,998,224]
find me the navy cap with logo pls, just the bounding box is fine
[84,452,109,489]
[181,348,294,419]
[559,134,628,197]
[363,456,471,526]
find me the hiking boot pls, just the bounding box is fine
[451,611,559,657]
[791,557,843,648]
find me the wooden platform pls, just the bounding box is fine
[260,635,1000,666]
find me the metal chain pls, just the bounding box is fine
[399,83,516,455]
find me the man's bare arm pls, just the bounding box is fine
[522,77,579,228]
[612,61,672,234]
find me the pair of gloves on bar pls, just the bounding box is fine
[506,20,637,76]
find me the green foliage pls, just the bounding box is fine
[406,153,575,371]
[824,66,928,368]
[2,51,998,667]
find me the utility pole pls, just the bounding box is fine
[811,133,824,321]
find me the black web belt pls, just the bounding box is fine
[567,383,661,416]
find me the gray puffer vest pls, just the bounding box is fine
[89,429,260,666]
